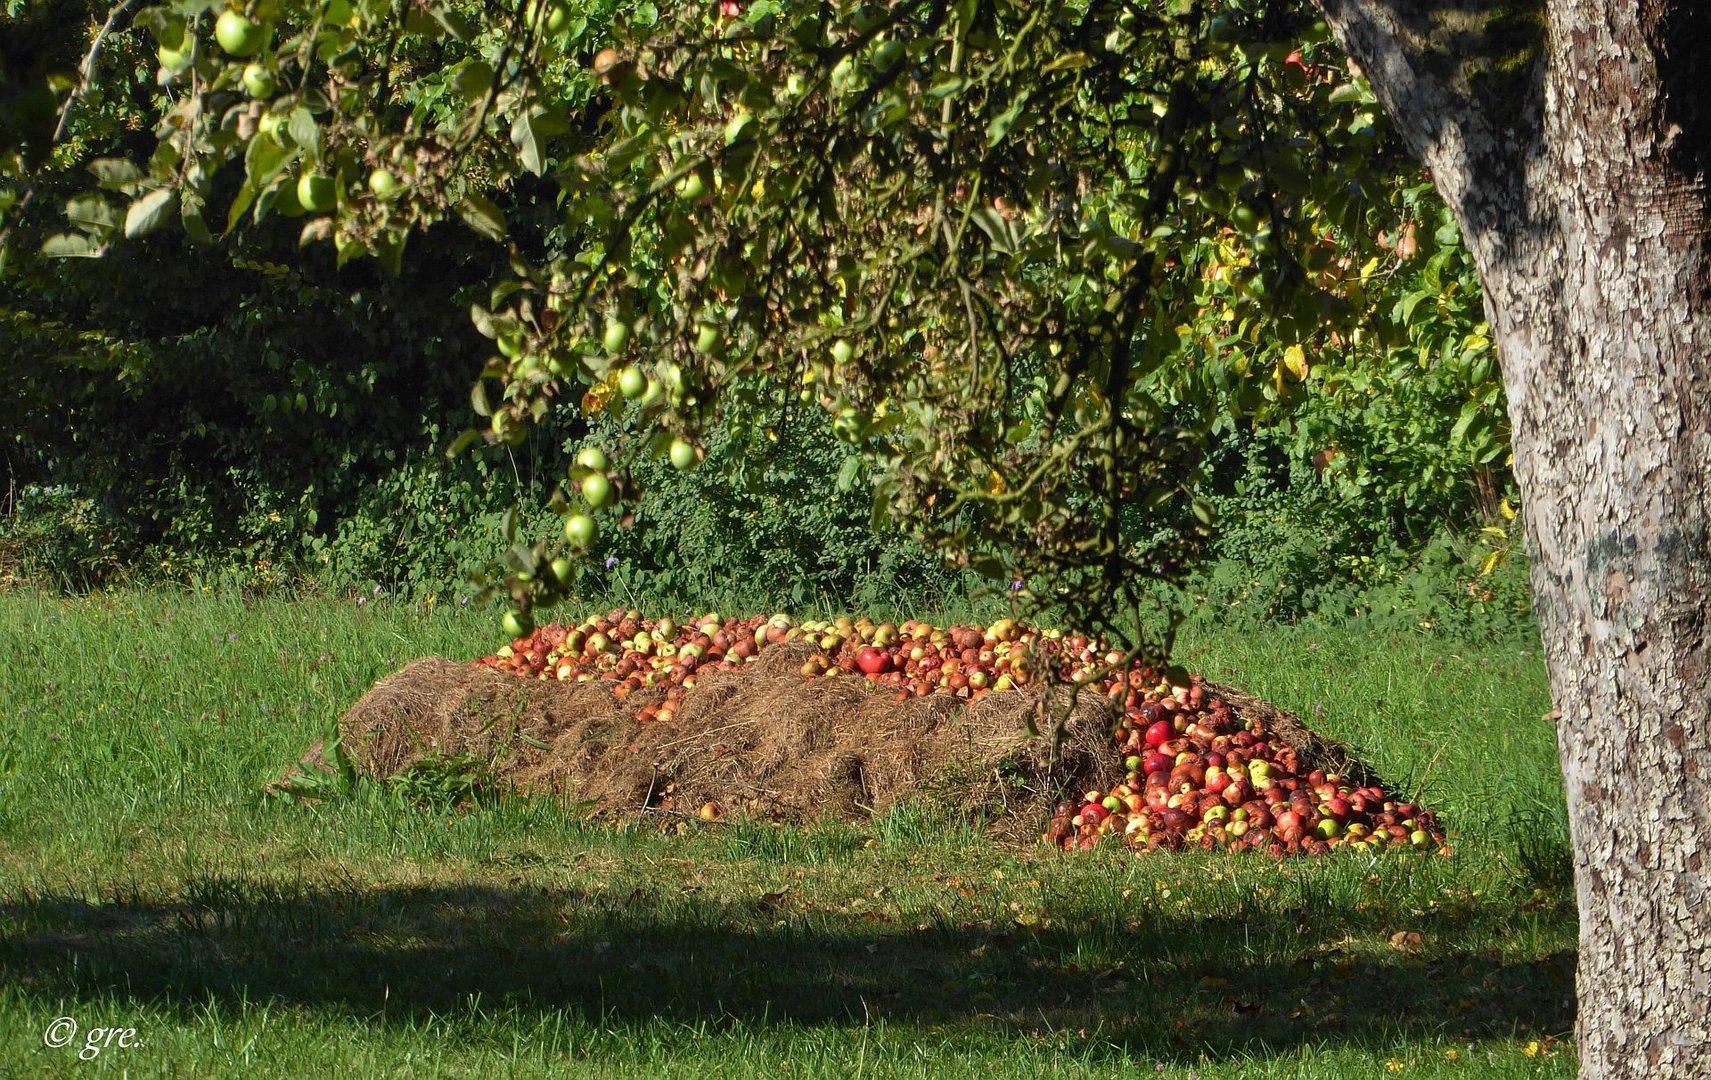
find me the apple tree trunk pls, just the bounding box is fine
[1317,1,1711,1075]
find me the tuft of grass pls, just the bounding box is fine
[718,816,868,864]
[0,587,1575,1077]
[385,752,502,812]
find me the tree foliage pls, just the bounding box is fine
[1,0,1512,652]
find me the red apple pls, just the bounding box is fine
[855,646,890,675]
[1204,766,1230,794]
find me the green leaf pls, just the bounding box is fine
[452,61,495,103]
[605,133,653,172]
[124,187,178,238]
[65,194,120,234]
[969,207,1019,253]
[835,455,862,491]
[1395,289,1433,326]
[1450,402,1481,443]
[180,196,213,244]
[445,427,481,458]
[335,237,367,268]
[470,303,496,339]
[288,109,321,154]
[402,8,444,37]
[88,158,144,189]
[1040,52,1091,73]
[431,6,478,40]
[245,132,296,189]
[924,76,966,100]
[458,194,508,242]
[512,109,548,176]
[226,181,258,234]
[987,90,1031,146]
[374,231,406,275]
[40,232,105,258]
[870,483,892,530]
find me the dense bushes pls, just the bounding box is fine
[1185,433,1533,639]
[1,212,508,587]
[2,332,1533,640]
[567,408,973,616]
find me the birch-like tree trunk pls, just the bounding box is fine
[1316,2,1711,1074]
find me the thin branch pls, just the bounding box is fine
[0,0,141,251]
[54,0,141,144]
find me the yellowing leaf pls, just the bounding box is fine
[1283,344,1309,381]
[1500,497,1516,521]
[987,469,1007,496]
[581,378,616,415]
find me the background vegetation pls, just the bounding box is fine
[0,0,1527,644]
[0,206,1529,639]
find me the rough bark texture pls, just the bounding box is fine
[1316,2,1711,1075]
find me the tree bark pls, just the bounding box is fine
[1316,2,1711,1075]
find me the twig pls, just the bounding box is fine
[55,0,140,145]
[655,717,758,750]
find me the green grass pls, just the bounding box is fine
[0,587,1576,1077]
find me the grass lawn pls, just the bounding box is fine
[0,588,1576,1077]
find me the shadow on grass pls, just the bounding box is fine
[0,872,1575,1063]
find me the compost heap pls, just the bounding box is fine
[303,611,1445,857]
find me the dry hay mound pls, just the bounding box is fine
[280,641,1398,840]
[314,641,1122,827]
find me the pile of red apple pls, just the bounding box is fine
[476,610,1445,857]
